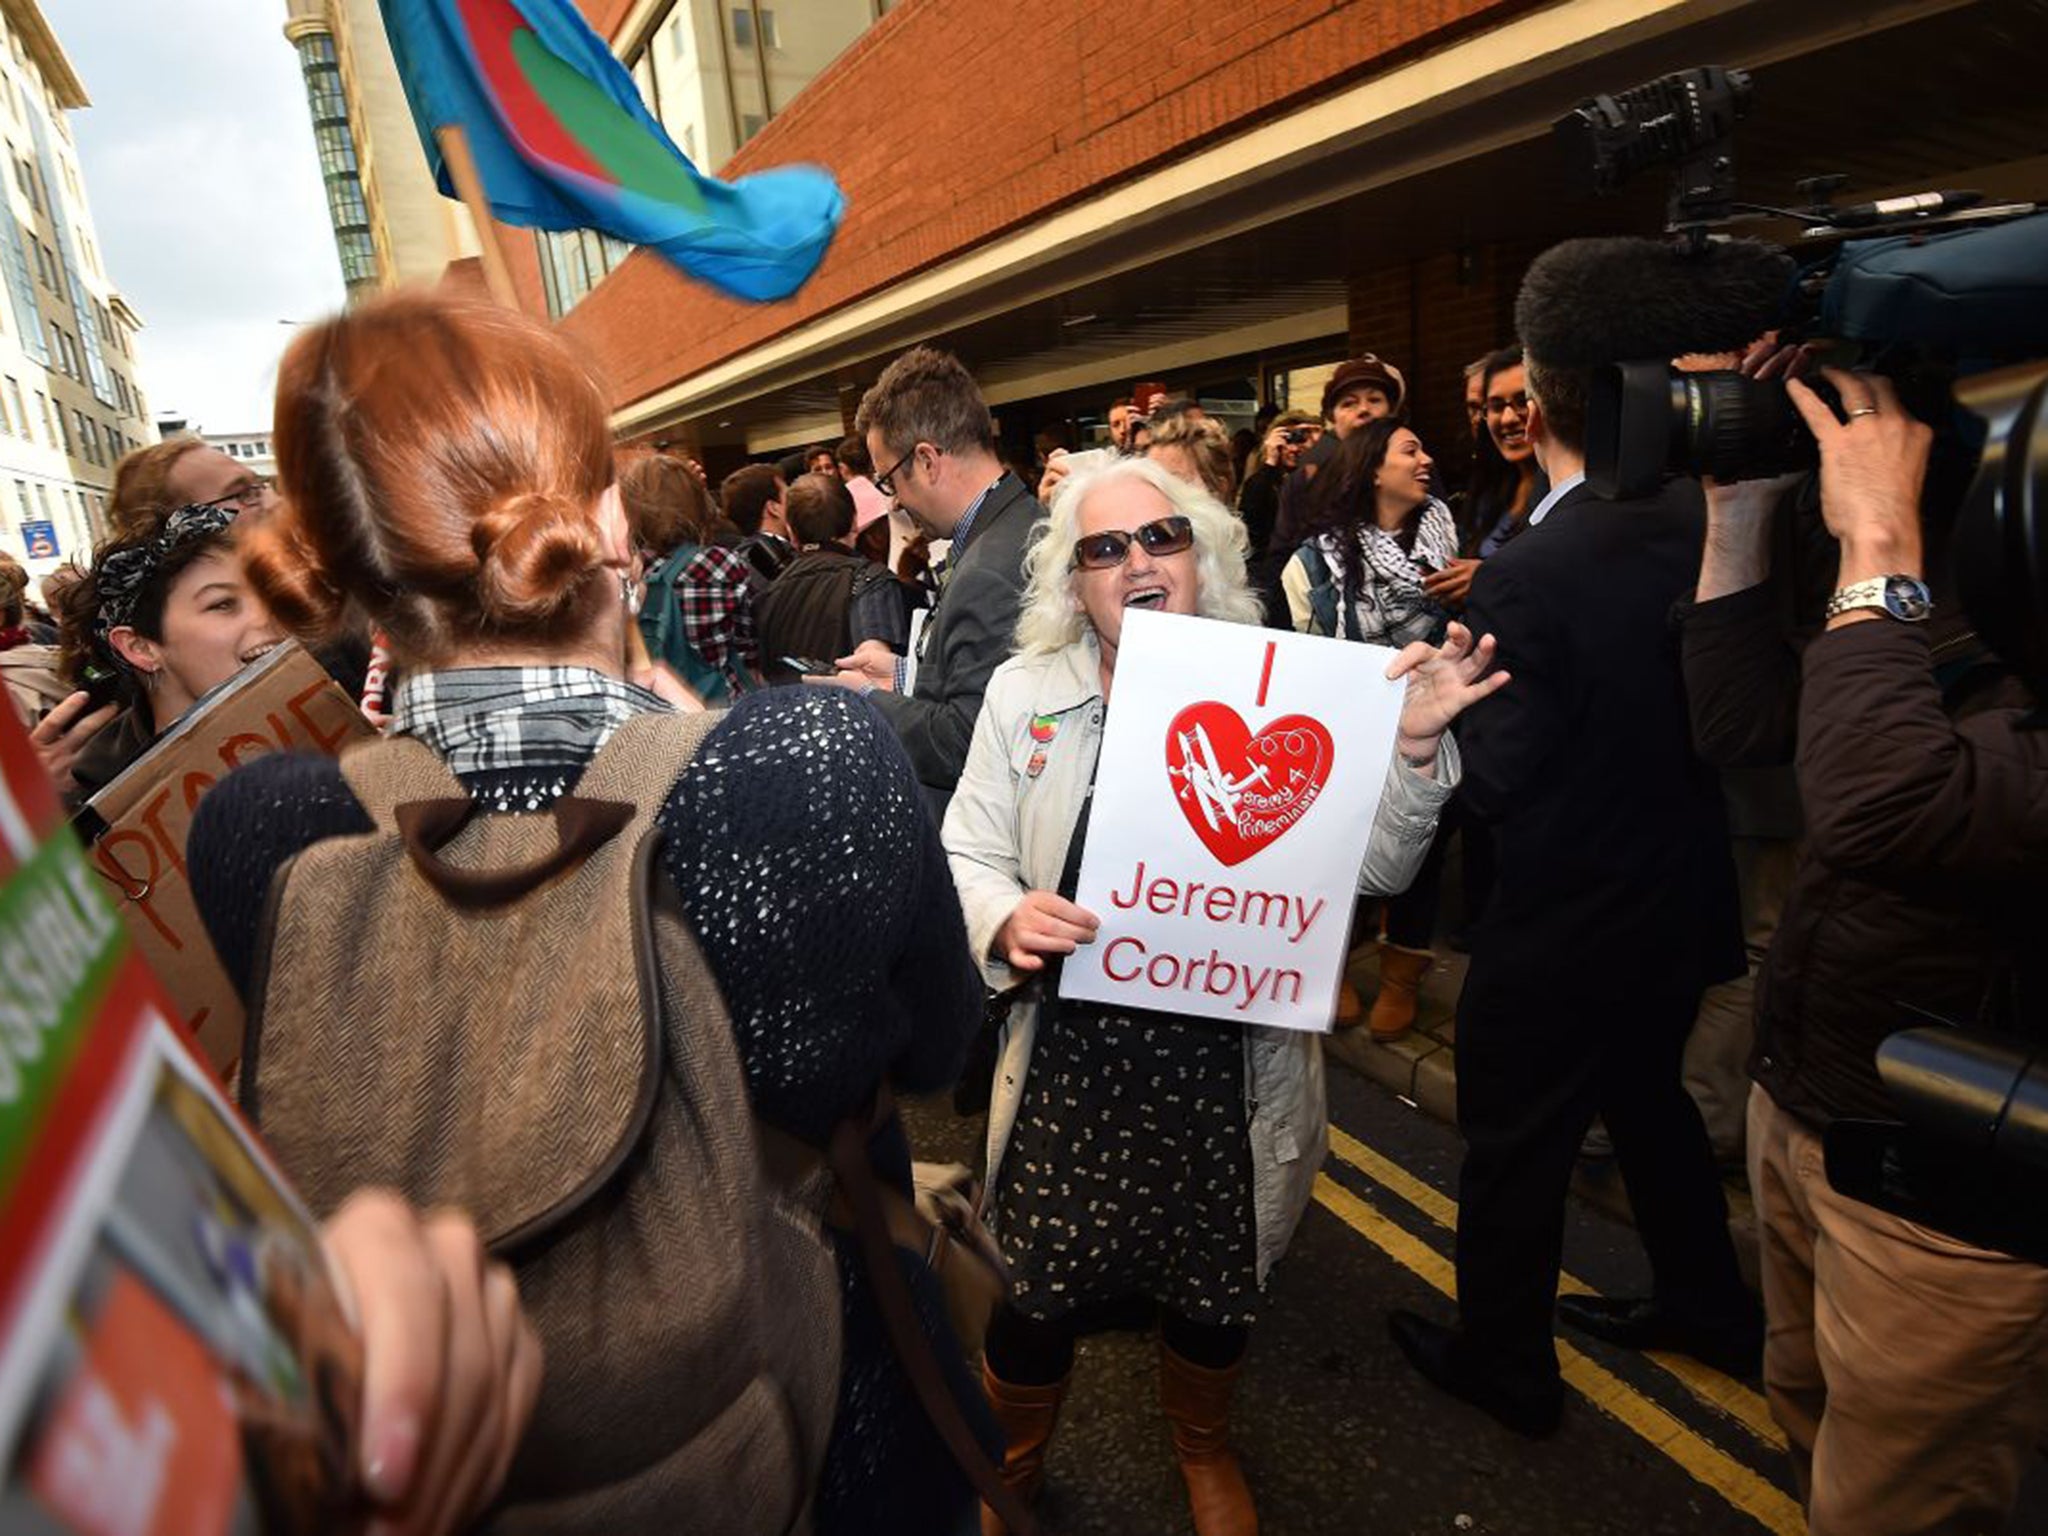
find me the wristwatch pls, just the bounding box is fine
[1824,574,1933,623]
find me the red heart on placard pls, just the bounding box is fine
[1164,703,1336,867]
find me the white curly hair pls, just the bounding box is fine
[1014,456,1263,656]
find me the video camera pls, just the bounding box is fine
[1826,1027,2048,1265]
[1558,64,2048,703]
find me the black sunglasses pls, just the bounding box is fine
[1072,515,1195,571]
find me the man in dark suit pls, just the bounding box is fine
[820,346,1044,818]
[1389,251,1758,1435]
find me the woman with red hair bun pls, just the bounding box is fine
[187,292,991,1532]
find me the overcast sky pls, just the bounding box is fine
[46,0,346,432]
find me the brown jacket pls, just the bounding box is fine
[1681,582,2048,1126]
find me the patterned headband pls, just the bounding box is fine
[93,502,238,647]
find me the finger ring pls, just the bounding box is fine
[1847,406,1879,419]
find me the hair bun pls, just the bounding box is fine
[240,507,350,639]
[470,490,606,630]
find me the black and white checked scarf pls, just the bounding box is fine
[391,665,672,775]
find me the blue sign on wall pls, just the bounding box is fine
[18,520,55,560]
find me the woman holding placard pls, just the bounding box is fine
[48,503,286,804]
[944,456,1507,1536]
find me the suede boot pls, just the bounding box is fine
[1159,1344,1258,1536]
[979,1361,1068,1536]
[1368,943,1433,1042]
[1334,977,1366,1029]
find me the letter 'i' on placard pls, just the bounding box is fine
[1060,609,1407,1033]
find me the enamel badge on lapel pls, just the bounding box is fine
[1026,713,1058,777]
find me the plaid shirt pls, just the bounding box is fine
[676,543,759,691]
[391,665,669,775]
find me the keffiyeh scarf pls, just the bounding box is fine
[1313,496,1460,648]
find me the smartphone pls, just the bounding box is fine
[780,655,840,677]
[79,660,126,711]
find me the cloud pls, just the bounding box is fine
[46,0,346,431]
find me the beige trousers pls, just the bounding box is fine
[1748,1086,2048,1535]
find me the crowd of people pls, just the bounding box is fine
[1,220,2040,1536]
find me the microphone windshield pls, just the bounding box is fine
[1516,236,1795,365]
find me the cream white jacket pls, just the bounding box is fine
[941,633,1458,1283]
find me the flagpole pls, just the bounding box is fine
[436,124,519,309]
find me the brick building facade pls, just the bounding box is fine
[501,0,2045,474]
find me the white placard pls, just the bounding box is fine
[1059,608,1405,1032]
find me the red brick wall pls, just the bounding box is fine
[563,0,1544,411]
[1346,238,1547,462]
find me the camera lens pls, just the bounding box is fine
[1681,371,1815,482]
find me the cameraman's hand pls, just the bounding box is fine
[1786,369,1930,600]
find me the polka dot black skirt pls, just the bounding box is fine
[989,1001,1261,1328]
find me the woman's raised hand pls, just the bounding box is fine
[1385,621,1509,770]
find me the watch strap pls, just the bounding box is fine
[1825,575,1931,622]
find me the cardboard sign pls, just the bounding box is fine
[1060,608,1405,1032]
[0,689,362,1533]
[80,643,374,1074]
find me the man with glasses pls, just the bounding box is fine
[817,345,1044,816]
[158,444,283,522]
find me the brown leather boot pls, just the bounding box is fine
[979,1361,1067,1536]
[1159,1344,1258,1536]
[1368,943,1433,1042]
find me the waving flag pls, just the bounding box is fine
[379,0,844,302]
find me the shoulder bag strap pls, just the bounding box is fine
[827,1111,1041,1536]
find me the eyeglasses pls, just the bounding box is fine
[1484,392,1532,419]
[873,444,920,500]
[195,478,273,513]
[1072,515,1194,571]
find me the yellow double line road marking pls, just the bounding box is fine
[1324,1125,1784,1449]
[1315,1126,1805,1536]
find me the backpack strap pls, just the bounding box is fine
[826,1099,1041,1536]
[1298,543,1340,638]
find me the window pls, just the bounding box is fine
[731,7,753,49]
[758,8,779,49]
[8,378,27,440]
[740,112,765,142]
[536,227,631,319]
[13,482,27,525]
[77,411,96,465]
[32,482,48,520]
